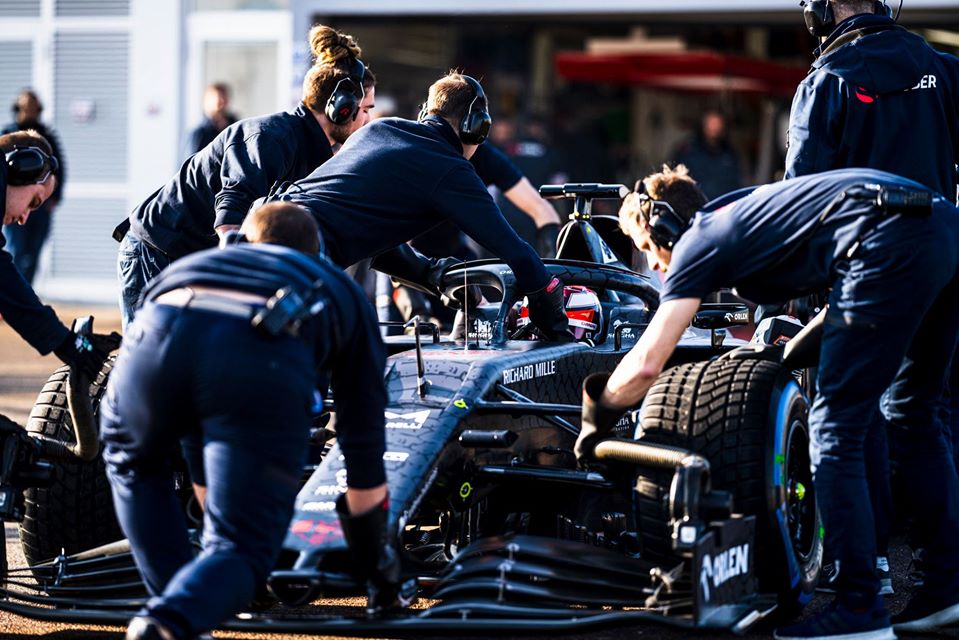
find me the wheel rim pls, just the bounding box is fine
[785,418,817,564]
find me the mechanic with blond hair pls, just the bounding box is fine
[103,202,395,640]
[576,165,959,640]
[279,72,570,340]
[114,24,376,328]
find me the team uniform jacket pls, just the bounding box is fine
[138,243,387,482]
[0,161,68,353]
[125,104,333,260]
[661,169,948,306]
[281,115,549,293]
[786,14,959,198]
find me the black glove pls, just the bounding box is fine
[336,494,403,617]
[54,330,122,380]
[525,277,573,342]
[426,257,484,310]
[576,373,625,467]
[535,223,561,259]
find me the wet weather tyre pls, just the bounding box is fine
[635,358,821,613]
[17,360,123,565]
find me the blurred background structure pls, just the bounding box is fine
[2,0,959,303]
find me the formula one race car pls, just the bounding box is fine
[0,184,821,635]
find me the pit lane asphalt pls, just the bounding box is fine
[0,305,936,639]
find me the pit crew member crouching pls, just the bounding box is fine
[101,203,396,640]
[576,165,959,640]
[278,72,570,341]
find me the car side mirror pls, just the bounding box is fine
[691,303,750,330]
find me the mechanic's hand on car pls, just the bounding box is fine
[426,256,483,309]
[576,373,625,467]
[54,330,122,379]
[535,223,561,259]
[526,277,574,342]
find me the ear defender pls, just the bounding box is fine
[458,75,492,146]
[5,146,59,186]
[802,0,893,37]
[325,57,367,126]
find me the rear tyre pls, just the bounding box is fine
[18,360,123,565]
[635,358,821,612]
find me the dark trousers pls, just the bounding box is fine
[3,206,52,284]
[811,205,959,609]
[101,303,314,638]
[117,232,171,330]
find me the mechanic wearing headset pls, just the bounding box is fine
[114,25,376,329]
[786,0,959,595]
[576,165,959,640]
[378,142,562,331]
[0,131,118,379]
[279,73,570,340]
[103,203,395,640]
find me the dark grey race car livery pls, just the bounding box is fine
[0,184,822,636]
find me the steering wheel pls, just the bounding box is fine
[439,258,661,346]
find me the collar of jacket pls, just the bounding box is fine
[814,13,896,58]
[420,115,464,156]
[292,102,333,156]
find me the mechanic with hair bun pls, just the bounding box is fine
[0,130,118,378]
[103,202,395,640]
[114,24,376,329]
[576,165,959,640]
[279,72,570,341]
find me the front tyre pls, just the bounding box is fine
[636,358,821,612]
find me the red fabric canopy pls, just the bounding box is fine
[555,50,809,96]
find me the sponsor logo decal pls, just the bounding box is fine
[385,409,431,430]
[699,543,750,603]
[909,74,937,91]
[300,501,337,512]
[291,518,342,544]
[502,360,556,384]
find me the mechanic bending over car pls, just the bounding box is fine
[114,24,376,329]
[576,165,959,640]
[102,202,396,640]
[786,0,959,592]
[278,72,570,340]
[378,141,563,331]
[0,131,119,378]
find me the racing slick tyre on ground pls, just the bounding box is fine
[17,359,123,565]
[636,358,821,613]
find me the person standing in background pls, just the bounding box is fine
[2,90,66,284]
[671,110,741,201]
[186,83,238,156]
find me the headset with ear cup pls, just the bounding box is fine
[801,0,894,37]
[5,146,59,186]
[325,56,367,126]
[458,75,492,146]
[634,180,690,250]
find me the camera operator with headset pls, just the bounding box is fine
[114,25,376,329]
[576,165,959,639]
[102,202,396,640]
[786,0,959,603]
[277,72,571,341]
[0,131,118,380]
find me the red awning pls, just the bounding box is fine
[555,50,809,96]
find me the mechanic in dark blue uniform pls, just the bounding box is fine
[280,73,569,340]
[577,165,959,639]
[786,0,959,597]
[0,131,117,378]
[103,203,395,640]
[377,142,562,331]
[115,25,376,328]
[786,0,959,196]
